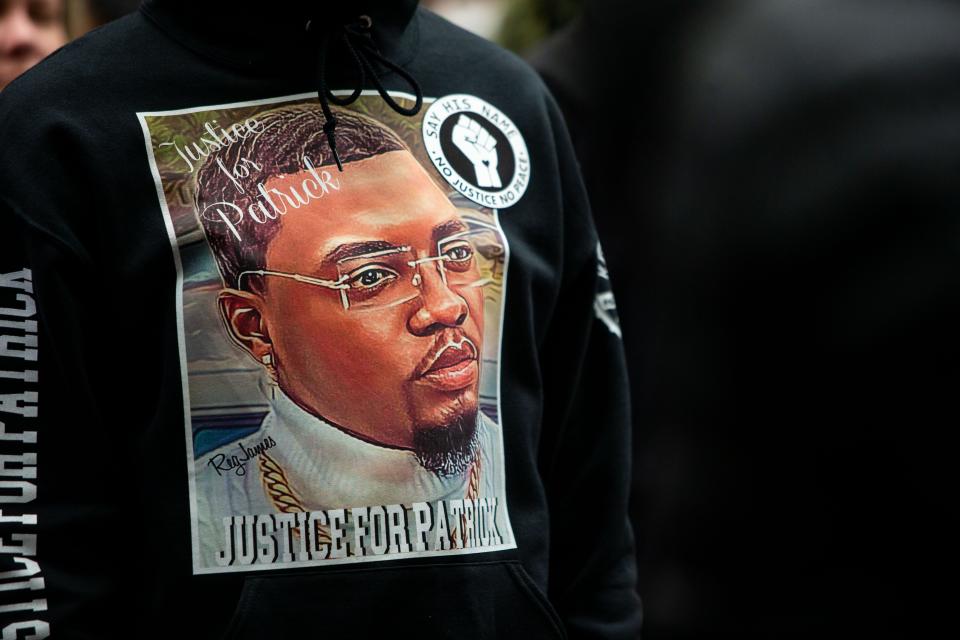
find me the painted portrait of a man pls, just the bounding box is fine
[185,102,508,566]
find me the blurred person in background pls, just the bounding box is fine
[0,0,67,90]
[0,0,136,91]
[533,0,960,635]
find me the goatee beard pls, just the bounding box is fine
[412,409,480,478]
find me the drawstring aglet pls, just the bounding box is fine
[322,117,344,172]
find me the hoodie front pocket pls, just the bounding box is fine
[219,560,566,639]
[505,560,568,639]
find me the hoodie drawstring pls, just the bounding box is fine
[306,15,424,172]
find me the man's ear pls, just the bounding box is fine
[217,288,272,364]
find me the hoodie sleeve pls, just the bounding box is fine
[0,196,119,638]
[0,199,57,638]
[0,85,131,636]
[537,88,643,639]
[0,209,44,640]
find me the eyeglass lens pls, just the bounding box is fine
[335,229,501,310]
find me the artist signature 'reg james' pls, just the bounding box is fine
[207,436,277,477]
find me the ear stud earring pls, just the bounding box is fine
[261,352,278,385]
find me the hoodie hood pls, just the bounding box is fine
[139,0,421,77]
[141,0,424,171]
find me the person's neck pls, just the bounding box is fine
[264,386,472,508]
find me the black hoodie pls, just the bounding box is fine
[0,1,641,638]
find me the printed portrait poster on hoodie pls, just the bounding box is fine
[137,91,525,574]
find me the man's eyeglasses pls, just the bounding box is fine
[236,223,502,311]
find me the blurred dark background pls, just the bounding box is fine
[5,0,958,636]
[529,0,960,636]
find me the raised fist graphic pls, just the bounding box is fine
[452,115,502,188]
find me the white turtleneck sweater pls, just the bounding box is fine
[193,388,502,566]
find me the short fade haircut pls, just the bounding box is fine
[194,102,408,290]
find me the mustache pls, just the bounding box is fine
[412,329,479,379]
